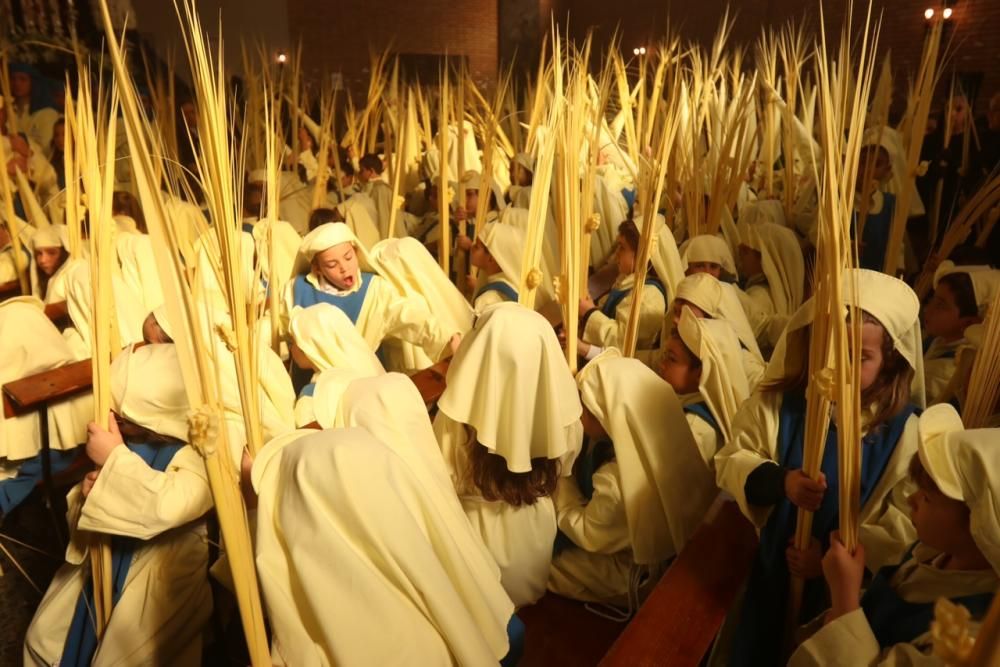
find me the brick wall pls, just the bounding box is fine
[286,0,498,94]
[552,0,1000,114]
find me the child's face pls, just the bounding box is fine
[34,246,63,276]
[686,261,722,279]
[907,484,970,554]
[737,244,763,279]
[141,313,171,344]
[615,234,636,275]
[658,336,702,395]
[857,147,892,189]
[314,242,360,290]
[465,188,479,213]
[470,238,496,272]
[858,321,886,392]
[923,282,970,340]
[670,299,708,328]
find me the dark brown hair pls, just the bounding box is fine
[308,207,338,231]
[112,190,148,233]
[763,311,913,429]
[34,248,70,300]
[115,413,184,447]
[618,219,641,253]
[937,273,979,319]
[468,439,559,507]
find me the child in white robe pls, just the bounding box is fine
[282,222,461,368]
[716,269,925,667]
[288,302,385,426]
[252,426,519,666]
[549,350,712,605]
[578,219,667,360]
[665,272,766,387]
[433,303,583,607]
[660,308,752,470]
[922,264,999,403]
[469,221,524,312]
[0,297,90,513]
[24,343,214,665]
[29,224,77,308]
[681,233,739,283]
[789,408,999,667]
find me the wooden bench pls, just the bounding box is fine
[600,498,758,667]
[3,358,94,544]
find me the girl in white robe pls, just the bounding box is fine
[789,410,999,667]
[578,219,667,360]
[24,343,214,665]
[716,269,926,667]
[660,309,752,471]
[469,221,524,312]
[549,350,712,605]
[252,426,519,666]
[433,303,583,607]
[922,264,999,403]
[665,272,766,387]
[29,224,78,308]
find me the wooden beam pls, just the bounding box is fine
[600,499,758,667]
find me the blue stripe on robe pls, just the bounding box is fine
[599,278,667,318]
[474,281,519,303]
[0,447,81,514]
[292,272,374,324]
[861,543,994,648]
[62,441,184,667]
[729,390,918,667]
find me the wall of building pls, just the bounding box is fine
[551,0,1000,113]
[285,0,498,93]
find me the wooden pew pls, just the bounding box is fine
[3,358,93,544]
[600,497,758,667]
[409,359,451,407]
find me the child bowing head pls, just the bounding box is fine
[433,302,582,607]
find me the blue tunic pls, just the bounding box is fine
[853,192,896,271]
[292,272,375,324]
[62,441,185,666]
[599,277,667,318]
[861,544,994,648]
[729,390,918,667]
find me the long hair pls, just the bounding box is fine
[763,311,913,430]
[35,248,70,300]
[468,438,560,507]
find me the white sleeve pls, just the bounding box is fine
[78,445,213,540]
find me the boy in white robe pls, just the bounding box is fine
[24,344,214,665]
[550,350,712,605]
[790,408,999,667]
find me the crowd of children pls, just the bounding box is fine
[1,19,998,667]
